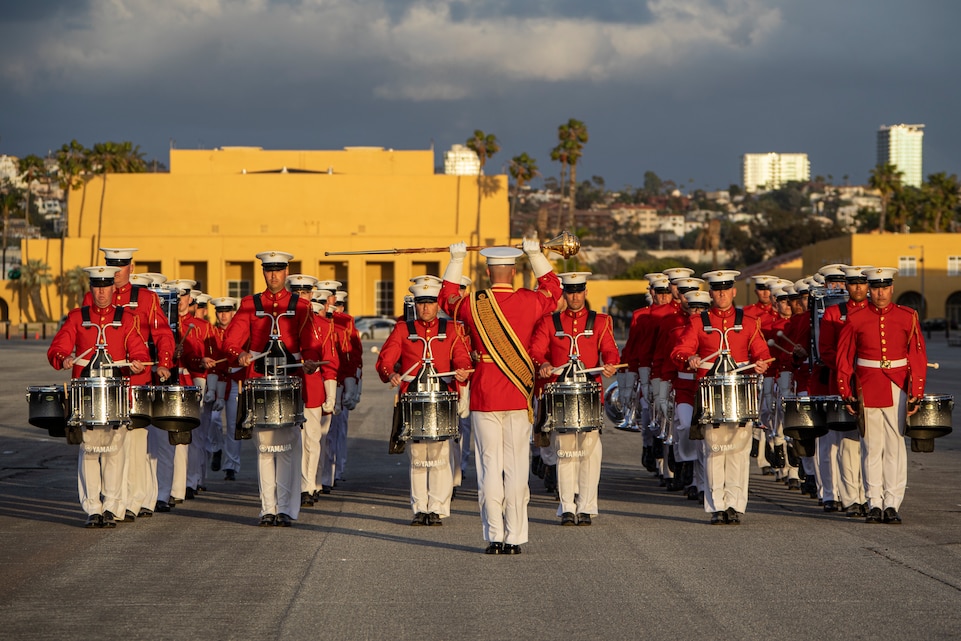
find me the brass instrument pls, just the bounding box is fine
[324,231,581,259]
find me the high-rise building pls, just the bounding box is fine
[742,153,810,192]
[443,144,481,176]
[877,123,924,188]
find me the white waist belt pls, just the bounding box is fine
[677,372,695,380]
[856,357,907,369]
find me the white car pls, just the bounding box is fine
[355,317,397,340]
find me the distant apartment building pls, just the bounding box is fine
[610,205,659,234]
[877,123,924,188]
[0,155,25,188]
[443,144,481,176]
[742,153,810,193]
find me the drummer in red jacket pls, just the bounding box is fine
[670,270,771,525]
[48,266,150,528]
[836,267,927,525]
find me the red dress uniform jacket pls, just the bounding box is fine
[664,320,699,405]
[765,315,795,378]
[785,311,814,393]
[670,307,771,380]
[621,306,653,371]
[83,284,175,385]
[48,304,150,378]
[818,299,869,395]
[744,301,777,334]
[180,315,212,379]
[375,318,472,395]
[331,311,363,384]
[529,309,620,382]
[222,288,320,378]
[302,314,340,409]
[650,304,687,380]
[638,301,682,372]
[836,303,926,407]
[440,274,562,412]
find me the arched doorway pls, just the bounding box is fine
[0,296,8,322]
[896,290,924,317]
[946,292,961,330]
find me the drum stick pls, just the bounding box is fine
[730,357,776,374]
[776,331,800,349]
[177,324,195,347]
[75,346,95,361]
[428,368,475,378]
[105,360,156,368]
[577,363,629,376]
[928,362,940,369]
[767,339,793,355]
[248,350,268,362]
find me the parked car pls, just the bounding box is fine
[355,317,397,340]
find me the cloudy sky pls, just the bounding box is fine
[2,0,958,191]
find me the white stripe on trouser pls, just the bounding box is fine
[409,440,453,516]
[256,426,302,518]
[817,430,841,501]
[861,382,907,511]
[837,432,865,508]
[301,406,332,494]
[702,422,752,514]
[78,427,126,516]
[472,410,531,545]
[120,427,153,513]
[552,430,601,516]
[674,403,698,462]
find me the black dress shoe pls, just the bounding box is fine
[411,512,429,526]
[561,512,577,526]
[865,507,883,524]
[710,511,725,525]
[84,514,100,528]
[576,513,592,526]
[276,513,292,527]
[484,542,503,555]
[259,514,276,527]
[427,512,442,526]
[686,486,699,500]
[301,491,315,507]
[197,485,207,492]
[185,487,196,500]
[502,544,522,555]
[824,500,840,512]
[882,507,902,524]
[155,500,171,513]
[123,509,137,522]
[761,466,774,476]
[169,496,183,505]
[224,469,236,481]
[101,511,118,528]
[725,507,740,524]
[787,479,801,490]
[138,508,153,518]
[211,450,222,472]
[321,485,332,494]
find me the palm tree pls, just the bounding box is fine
[89,141,147,263]
[57,265,89,312]
[869,163,903,233]
[922,172,960,232]
[18,155,47,229]
[549,144,569,231]
[555,119,588,230]
[18,259,53,322]
[55,140,92,317]
[465,129,500,233]
[1,178,24,277]
[508,152,539,238]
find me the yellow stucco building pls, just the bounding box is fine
[2,146,645,325]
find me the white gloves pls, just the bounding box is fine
[322,379,338,413]
[213,380,227,412]
[523,236,552,278]
[457,384,470,418]
[204,374,219,403]
[617,371,637,405]
[638,367,651,402]
[343,377,358,410]
[443,241,467,285]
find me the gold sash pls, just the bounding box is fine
[470,289,536,422]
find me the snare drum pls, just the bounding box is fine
[824,395,857,432]
[243,377,304,429]
[151,386,202,432]
[781,395,828,440]
[697,374,760,425]
[906,394,954,440]
[68,377,130,427]
[399,390,459,441]
[130,385,154,429]
[26,385,68,432]
[543,380,602,433]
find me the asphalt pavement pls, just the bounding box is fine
[1,336,959,641]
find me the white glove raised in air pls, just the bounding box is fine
[449,241,467,262]
[322,379,338,413]
[522,237,542,257]
[444,241,468,285]
[522,236,552,278]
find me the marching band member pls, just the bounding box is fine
[222,251,323,527]
[745,275,779,475]
[48,266,150,527]
[183,289,215,499]
[785,278,817,498]
[451,275,475,493]
[321,289,362,493]
[207,297,243,481]
[674,290,712,501]
[530,272,619,525]
[671,270,771,524]
[766,284,800,488]
[837,267,927,524]
[439,239,561,555]
[376,277,472,525]
[818,265,873,516]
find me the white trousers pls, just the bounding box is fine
[187,377,209,490]
[410,440,453,516]
[301,406,332,495]
[674,403,699,462]
[220,385,242,473]
[450,415,472,487]
[148,426,175,502]
[861,383,908,511]
[817,430,841,501]
[320,408,349,486]
[255,426,302,518]
[78,427,126,516]
[472,410,531,545]
[553,430,601,516]
[702,422,752,514]
[120,427,154,514]
[837,432,865,508]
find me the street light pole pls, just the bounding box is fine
[909,244,926,324]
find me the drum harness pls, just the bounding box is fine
[79,305,125,378]
[405,318,449,393]
[551,311,596,384]
[699,309,745,375]
[253,293,300,377]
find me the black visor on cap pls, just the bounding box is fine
[214,305,233,311]
[845,276,869,284]
[413,296,438,304]
[289,285,313,292]
[104,258,131,267]
[563,283,587,293]
[89,277,114,287]
[868,279,894,287]
[676,286,698,294]
[825,275,846,283]
[709,281,735,291]
[755,283,771,290]
[262,263,286,271]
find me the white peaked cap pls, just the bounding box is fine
[255,251,294,267]
[684,290,711,306]
[210,297,238,310]
[286,274,319,289]
[864,267,898,283]
[83,266,120,284]
[317,280,342,290]
[663,267,695,281]
[480,246,523,265]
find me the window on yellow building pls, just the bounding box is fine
[948,256,961,276]
[898,256,917,277]
[375,280,394,317]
